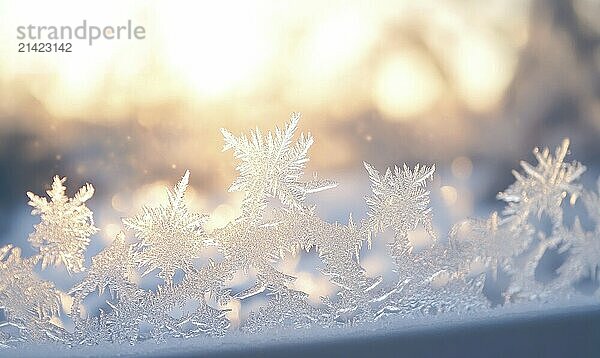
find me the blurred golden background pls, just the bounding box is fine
[0,0,599,250]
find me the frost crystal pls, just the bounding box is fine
[497,138,585,229]
[27,176,98,273]
[450,212,523,277]
[0,245,62,343]
[1,115,600,352]
[221,113,336,220]
[557,220,600,288]
[364,162,436,246]
[556,180,600,293]
[70,232,136,298]
[123,170,209,283]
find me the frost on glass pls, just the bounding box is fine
[0,115,600,351]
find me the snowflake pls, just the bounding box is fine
[69,231,138,341]
[214,115,338,300]
[98,284,229,343]
[497,138,586,230]
[378,235,488,318]
[123,170,209,284]
[273,208,371,288]
[363,162,436,249]
[360,161,481,316]
[72,274,230,344]
[264,208,379,324]
[221,112,336,220]
[27,176,98,273]
[177,259,235,305]
[490,139,588,301]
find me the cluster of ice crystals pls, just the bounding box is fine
[452,139,595,302]
[1,114,600,351]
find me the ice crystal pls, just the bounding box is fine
[556,180,600,292]
[360,162,483,318]
[27,176,98,273]
[70,230,230,345]
[1,115,600,352]
[68,231,140,344]
[450,212,525,278]
[377,231,488,318]
[221,113,336,220]
[242,288,325,333]
[451,139,594,303]
[123,170,209,284]
[364,162,436,247]
[212,221,298,299]
[70,232,136,299]
[497,138,585,229]
[557,220,600,287]
[0,245,62,344]
[276,208,380,324]
[214,116,338,301]
[500,140,586,300]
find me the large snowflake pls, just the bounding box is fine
[221,112,336,220]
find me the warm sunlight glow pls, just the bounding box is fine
[374,50,443,120]
[440,185,458,206]
[158,2,273,98]
[302,8,376,78]
[447,32,517,112]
